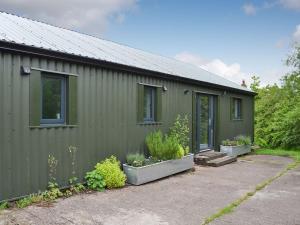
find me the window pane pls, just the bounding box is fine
[143,86,155,121]
[42,76,63,120]
[233,98,241,119]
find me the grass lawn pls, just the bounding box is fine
[254,148,300,162]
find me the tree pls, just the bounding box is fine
[253,45,300,149]
[250,75,260,93]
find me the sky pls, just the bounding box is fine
[1,0,299,86]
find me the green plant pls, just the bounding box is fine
[30,193,44,203]
[85,170,106,191]
[126,153,146,167]
[146,130,164,159]
[95,156,126,189]
[69,145,78,181]
[43,182,63,201]
[162,134,182,160]
[67,146,85,194]
[222,136,251,146]
[176,145,185,159]
[251,46,300,148]
[222,139,237,146]
[146,131,185,160]
[45,155,63,201]
[0,201,8,210]
[16,197,33,208]
[184,146,190,155]
[235,135,251,146]
[169,114,190,149]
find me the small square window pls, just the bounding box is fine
[41,75,66,124]
[143,86,156,122]
[232,98,242,120]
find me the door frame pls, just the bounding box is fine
[192,91,219,153]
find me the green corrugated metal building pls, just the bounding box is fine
[0,12,255,201]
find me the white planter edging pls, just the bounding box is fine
[123,153,194,185]
[220,145,251,157]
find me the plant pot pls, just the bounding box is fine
[123,153,194,185]
[220,145,251,157]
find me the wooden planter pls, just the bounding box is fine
[220,145,251,157]
[123,154,194,185]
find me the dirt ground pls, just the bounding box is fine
[0,155,298,225]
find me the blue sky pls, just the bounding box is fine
[105,0,300,85]
[1,0,299,86]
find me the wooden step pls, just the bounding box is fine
[206,156,237,167]
[194,151,227,165]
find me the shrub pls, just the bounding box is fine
[176,145,185,159]
[95,156,126,189]
[162,135,182,160]
[146,131,184,160]
[126,153,145,167]
[169,114,190,149]
[146,130,164,159]
[235,135,251,146]
[85,170,106,191]
[184,146,190,155]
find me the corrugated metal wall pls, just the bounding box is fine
[0,50,254,201]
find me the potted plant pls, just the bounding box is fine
[123,115,194,185]
[220,135,252,157]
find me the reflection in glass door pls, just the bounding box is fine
[196,94,215,151]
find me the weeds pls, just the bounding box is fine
[201,150,300,225]
[0,201,8,210]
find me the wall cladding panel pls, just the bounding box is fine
[0,51,254,201]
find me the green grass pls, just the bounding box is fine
[202,148,300,225]
[254,148,300,162]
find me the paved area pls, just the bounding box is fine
[211,165,300,225]
[0,155,298,225]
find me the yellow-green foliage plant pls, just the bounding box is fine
[95,156,126,189]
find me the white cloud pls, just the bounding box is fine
[243,3,257,15]
[242,0,300,15]
[293,25,300,42]
[175,52,250,86]
[0,0,138,36]
[279,0,300,11]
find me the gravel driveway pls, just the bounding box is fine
[0,155,298,225]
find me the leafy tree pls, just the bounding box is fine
[252,45,300,149]
[250,75,260,93]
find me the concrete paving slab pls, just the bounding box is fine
[211,165,300,225]
[0,155,294,225]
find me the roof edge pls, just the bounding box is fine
[0,41,256,95]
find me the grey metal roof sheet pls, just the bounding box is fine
[0,12,253,93]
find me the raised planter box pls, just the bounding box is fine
[220,145,251,157]
[123,153,194,185]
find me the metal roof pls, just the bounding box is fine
[0,12,252,93]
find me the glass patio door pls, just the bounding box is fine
[196,94,215,151]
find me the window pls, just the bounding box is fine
[143,86,156,121]
[29,69,78,127]
[41,75,66,124]
[231,98,242,120]
[137,84,162,123]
